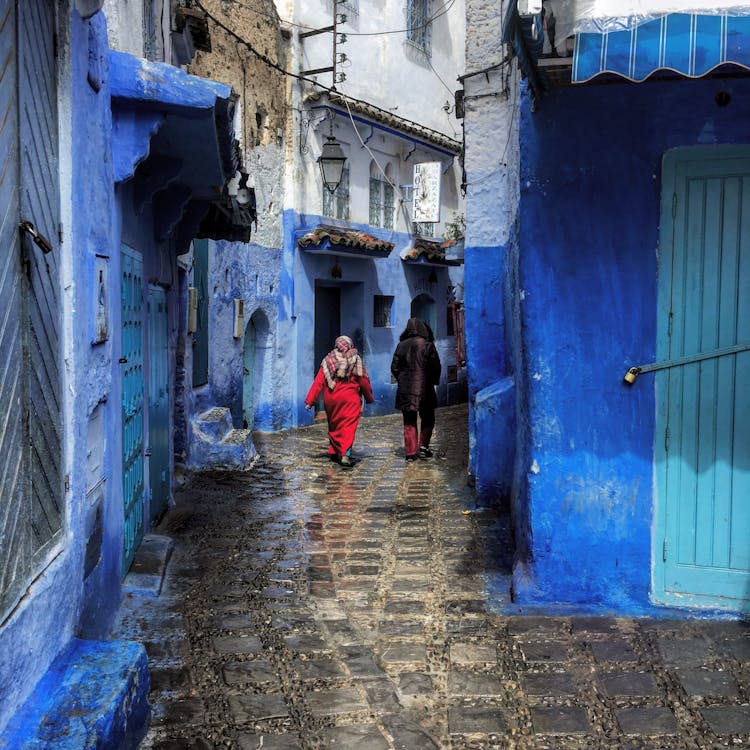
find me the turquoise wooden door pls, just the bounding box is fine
[121,245,145,576]
[242,317,256,429]
[655,146,750,611]
[148,285,169,523]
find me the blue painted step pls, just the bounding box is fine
[188,407,257,470]
[1,638,149,750]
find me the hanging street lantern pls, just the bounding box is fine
[318,129,346,194]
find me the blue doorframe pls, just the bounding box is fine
[148,285,170,524]
[121,245,145,576]
[655,146,750,612]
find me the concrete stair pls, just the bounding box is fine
[188,407,257,470]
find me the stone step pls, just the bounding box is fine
[220,427,251,446]
[193,406,233,442]
[188,410,257,471]
[1,638,149,750]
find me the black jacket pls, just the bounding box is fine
[390,319,441,412]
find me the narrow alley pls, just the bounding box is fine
[112,406,749,749]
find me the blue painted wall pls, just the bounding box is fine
[509,76,750,612]
[464,241,513,502]
[198,240,290,431]
[73,11,123,640]
[288,210,467,430]
[0,8,124,731]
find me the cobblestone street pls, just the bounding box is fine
[113,405,750,749]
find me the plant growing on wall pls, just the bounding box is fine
[444,212,465,240]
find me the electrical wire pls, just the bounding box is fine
[463,73,519,188]
[339,94,418,235]
[194,0,334,92]
[208,0,458,37]
[197,0,462,143]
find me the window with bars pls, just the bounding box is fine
[143,0,158,61]
[322,166,350,220]
[373,295,395,327]
[413,221,435,237]
[369,162,395,229]
[406,0,431,54]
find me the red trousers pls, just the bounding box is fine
[402,407,434,458]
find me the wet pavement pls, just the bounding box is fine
[112,405,750,749]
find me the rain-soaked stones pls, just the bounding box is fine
[111,407,750,750]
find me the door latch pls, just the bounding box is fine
[19,220,54,254]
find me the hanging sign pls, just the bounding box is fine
[413,162,441,223]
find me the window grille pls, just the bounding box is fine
[383,182,394,229]
[369,175,382,227]
[406,0,431,54]
[143,0,158,61]
[373,295,395,327]
[369,162,395,229]
[413,221,434,237]
[323,167,350,220]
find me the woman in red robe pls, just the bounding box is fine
[305,335,374,467]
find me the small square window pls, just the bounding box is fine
[413,221,434,238]
[374,295,395,327]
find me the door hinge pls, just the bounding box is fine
[664,426,670,453]
[667,311,673,338]
[662,539,668,562]
[672,192,677,218]
[64,474,70,492]
[58,223,63,244]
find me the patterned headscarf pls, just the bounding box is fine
[322,335,367,390]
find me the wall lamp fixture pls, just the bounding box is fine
[318,117,346,194]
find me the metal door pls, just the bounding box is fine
[655,147,750,610]
[121,245,145,576]
[0,0,62,621]
[148,285,169,523]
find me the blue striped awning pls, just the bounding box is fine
[573,13,750,82]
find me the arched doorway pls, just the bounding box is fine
[243,309,271,429]
[242,317,256,429]
[411,293,437,336]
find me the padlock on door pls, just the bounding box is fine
[623,367,641,385]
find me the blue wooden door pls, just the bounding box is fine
[121,245,145,576]
[656,147,750,611]
[0,0,62,621]
[148,285,169,523]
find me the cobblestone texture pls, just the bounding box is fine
[112,406,750,749]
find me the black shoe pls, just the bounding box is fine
[418,446,433,459]
[405,454,418,462]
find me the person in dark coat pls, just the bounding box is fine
[390,317,441,461]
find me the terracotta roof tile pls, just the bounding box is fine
[298,225,394,254]
[402,238,460,264]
